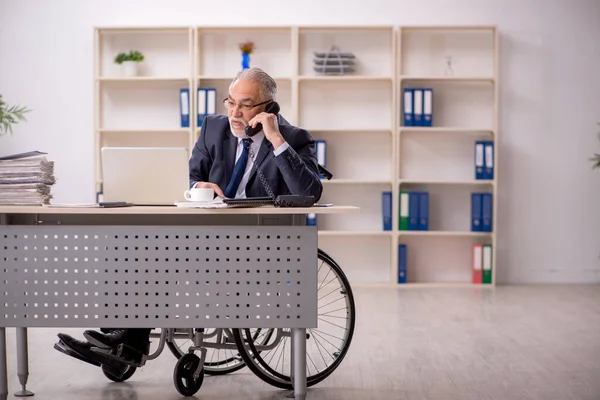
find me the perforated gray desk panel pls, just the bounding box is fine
[0,225,317,328]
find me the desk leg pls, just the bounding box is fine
[291,328,306,400]
[15,328,33,397]
[1,327,7,400]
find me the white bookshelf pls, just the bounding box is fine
[93,26,195,194]
[396,26,498,286]
[93,24,498,287]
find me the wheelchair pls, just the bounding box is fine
[96,165,356,396]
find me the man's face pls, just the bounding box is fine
[226,78,264,138]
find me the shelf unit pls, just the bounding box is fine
[396,26,498,287]
[93,24,498,287]
[93,26,195,196]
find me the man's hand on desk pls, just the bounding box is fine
[193,182,225,198]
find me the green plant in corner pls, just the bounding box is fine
[0,95,30,136]
[113,50,145,64]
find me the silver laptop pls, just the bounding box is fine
[101,147,189,205]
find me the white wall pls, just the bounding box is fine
[1,0,599,284]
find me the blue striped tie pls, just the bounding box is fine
[224,138,252,198]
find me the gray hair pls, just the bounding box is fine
[231,67,277,102]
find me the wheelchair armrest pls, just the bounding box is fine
[318,164,333,180]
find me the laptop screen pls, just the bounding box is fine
[101,147,189,205]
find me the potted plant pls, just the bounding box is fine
[114,50,145,77]
[0,94,30,137]
[592,124,600,169]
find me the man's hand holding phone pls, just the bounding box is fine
[247,112,285,150]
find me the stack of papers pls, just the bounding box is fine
[0,151,56,205]
[175,198,229,208]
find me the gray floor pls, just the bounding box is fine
[4,284,600,400]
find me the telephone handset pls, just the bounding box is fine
[245,101,280,137]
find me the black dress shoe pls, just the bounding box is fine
[55,333,130,378]
[54,335,101,367]
[84,329,151,354]
[83,329,127,349]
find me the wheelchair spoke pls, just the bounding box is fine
[264,334,287,368]
[255,329,272,347]
[276,337,287,374]
[318,316,348,331]
[318,274,339,291]
[306,348,322,376]
[310,329,342,355]
[319,314,349,321]
[318,285,343,302]
[317,265,333,292]
[319,296,346,310]
[310,328,345,343]
[319,306,348,316]
[310,329,333,367]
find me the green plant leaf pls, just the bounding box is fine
[0,94,30,136]
[592,153,600,169]
[114,50,144,64]
[590,125,600,169]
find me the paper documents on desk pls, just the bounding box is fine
[43,203,100,208]
[0,152,56,205]
[175,198,229,208]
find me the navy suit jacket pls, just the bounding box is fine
[189,114,323,202]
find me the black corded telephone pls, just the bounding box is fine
[223,195,315,207]
[245,101,280,137]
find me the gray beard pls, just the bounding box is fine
[229,120,248,138]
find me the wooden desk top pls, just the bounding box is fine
[0,205,360,215]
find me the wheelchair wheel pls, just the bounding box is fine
[233,249,356,389]
[173,353,204,396]
[166,328,274,375]
[101,364,136,382]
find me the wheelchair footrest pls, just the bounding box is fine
[116,342,148,366]
[91,343,148,368]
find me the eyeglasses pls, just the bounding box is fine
[223,98,272,111]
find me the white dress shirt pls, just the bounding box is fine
[234,131,289,198]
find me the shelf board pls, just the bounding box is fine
[197,26,291,31]
[98,128,191,133]
[398,230,493,237]
[399,127,494,134]
[400,76,494,83]
[322,179,392,185]
[318,230,392,237]
[97,26,191,34]
[399,179,494,186]
[97,76,190,82]
[400,25,496,31]
[299,76,393,82]
[351,281,494,288]
[197,75,291,81]
[398,282,494,288]
[299,25,394,31]
[310,129,392,134]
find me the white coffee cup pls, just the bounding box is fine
[184,187,214,202]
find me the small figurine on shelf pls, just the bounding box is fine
[114,50,145,77]
[444,55,454,76]
[239,41,254,70]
